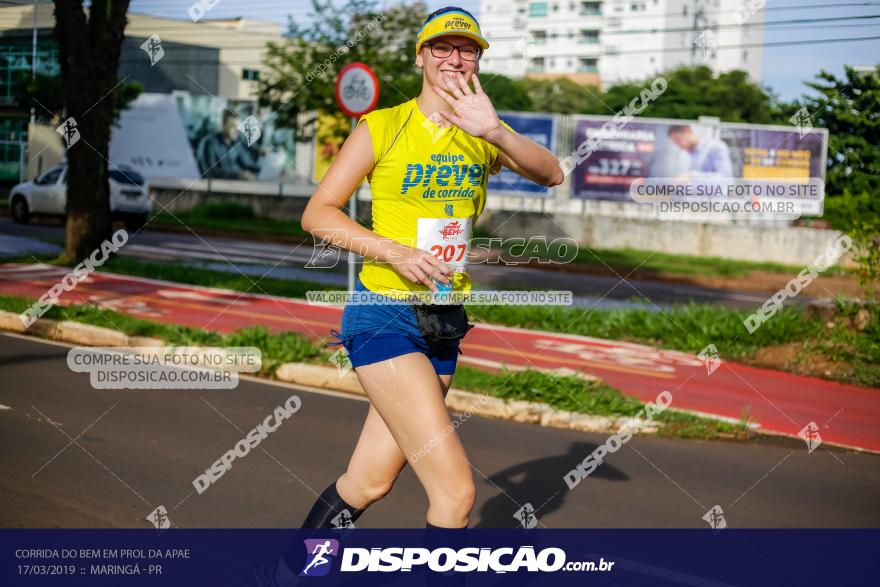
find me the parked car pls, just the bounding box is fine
[8,163,152,232]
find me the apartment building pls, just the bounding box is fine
[479,0,764,87]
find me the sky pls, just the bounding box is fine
[128,0,880,101]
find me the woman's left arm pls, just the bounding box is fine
[434,73,564,187]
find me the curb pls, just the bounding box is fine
[0,310,660,437]
[273,361,658,435]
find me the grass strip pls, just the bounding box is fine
[0,294,326,376]
[149,201,309,239]
[0,293,749,440]
[4,257,877,387]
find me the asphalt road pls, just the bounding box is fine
[2,333,878,529]
[0,217,777,309]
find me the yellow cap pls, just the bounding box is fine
[416,10,489,56]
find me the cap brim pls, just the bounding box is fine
[419,30,489,51]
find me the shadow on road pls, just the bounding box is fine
[474,441,626,528]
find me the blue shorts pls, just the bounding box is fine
[330,278,461,375]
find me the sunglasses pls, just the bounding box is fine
[424,40,482,62]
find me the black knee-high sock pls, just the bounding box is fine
[301,480,366,529]
[424,521,467,585]
[280,481,366,575]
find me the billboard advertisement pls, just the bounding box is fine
[569,116,828,210]
[109,92,297,181]
[488,112,557,196]
[720,122,827,182]
[570,117,723,201]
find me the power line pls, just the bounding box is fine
[2,1,880,23]
[601,33,880,55]
[106,33,880,64]
[4,13,878,49]
[496,14,880,37]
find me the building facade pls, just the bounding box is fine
[0,1,283,181]
[479,0,764,87]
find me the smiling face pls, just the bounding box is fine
[417,34,481,88]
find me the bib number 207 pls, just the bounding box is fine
[417,217,472,272]
[430,243,467,263]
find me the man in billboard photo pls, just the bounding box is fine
[196,108,263,180]
[667,124,734,180]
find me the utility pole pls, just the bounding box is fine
[30,0,37,124]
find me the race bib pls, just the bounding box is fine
[416,217,472,272]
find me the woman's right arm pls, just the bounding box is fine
[300,121,452,291]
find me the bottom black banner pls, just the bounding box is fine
[2,529,877,586]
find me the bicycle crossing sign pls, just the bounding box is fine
[335,62,380,118]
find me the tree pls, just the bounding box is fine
[478,73,533,112]
[602,66,777,122]
[523,66,778,122]
[258,0,428,142]
[778,66,880,298]
[526,77,603,113]
[778,66,880,199]
[52,0,132,262]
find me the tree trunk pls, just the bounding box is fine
[52,0,131,262]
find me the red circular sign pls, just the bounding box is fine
[334,62,380,118]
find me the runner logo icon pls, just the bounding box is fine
[300,539,339,577]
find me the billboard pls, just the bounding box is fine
[488,112,557,196]
[720,122,827,182]
[109,92,297,181]
[569,116,828,207]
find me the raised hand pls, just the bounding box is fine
[432,73,502,140]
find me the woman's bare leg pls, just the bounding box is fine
[336,370,453,509]
[338,353,472,527]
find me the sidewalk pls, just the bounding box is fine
[2,262,878,452]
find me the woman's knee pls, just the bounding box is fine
[341,471,397,505]
[367,476,397,502]
[429,476,476,512]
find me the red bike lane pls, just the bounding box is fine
[2,263,877,453]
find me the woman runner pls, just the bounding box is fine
[298,6,563,532]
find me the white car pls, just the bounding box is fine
[9,163,153,231]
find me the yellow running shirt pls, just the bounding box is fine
[357,97,514,296]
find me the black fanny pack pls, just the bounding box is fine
[412,303,474,347]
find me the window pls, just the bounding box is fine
[0,43,59,105]
[578,30,600,44]
[529,2,548,16]
[580,1,601,15]
[242,68,260,81]
[37,166,64,185]
[109,168,145,186]
[577,57,598,72]
[630,2,646,11]
[532,30,547,44]
[528,57,546,72]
